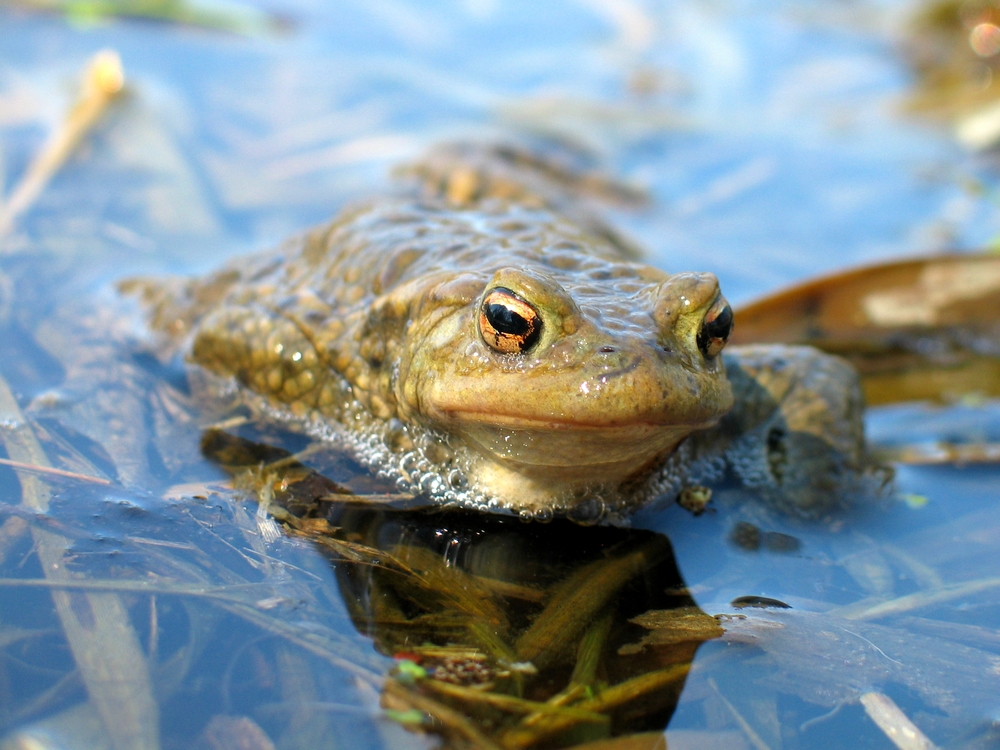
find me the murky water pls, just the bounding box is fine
[1,1,1000,748]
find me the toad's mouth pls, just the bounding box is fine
[417,353,734,443]
[444,409,708,432]
[446,415,705,471]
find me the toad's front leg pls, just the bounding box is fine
[686,344,881,516]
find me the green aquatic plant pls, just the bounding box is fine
[0,0,285,35]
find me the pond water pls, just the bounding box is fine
[1,1,1000,749]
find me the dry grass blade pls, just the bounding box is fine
[0,50,125,241]
[0,622,50,648]
[0,456,112,484]
[879,544,944,591]
[835,577,1000,621]
[899,616,1000,650]
[733,253,1000,346]
[860,692,939,750]
[875,441,1000,465]
[0,575,302,599]
[0,373,159,750]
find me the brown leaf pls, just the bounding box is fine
[733,253,1000,404]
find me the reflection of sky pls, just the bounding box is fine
[0,0,998,302]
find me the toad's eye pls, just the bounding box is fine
[479,287,541,354]
[697,296,733,359]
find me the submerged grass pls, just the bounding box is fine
[515,536,673,669]
[0,372,160,750]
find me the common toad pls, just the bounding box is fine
[130,143,870,521]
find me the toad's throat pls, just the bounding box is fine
[463,441,679,507]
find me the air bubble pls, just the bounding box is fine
[568,496,605,526]
[419,473,443,494]
[448,469,468,489]
[533,507,554,523]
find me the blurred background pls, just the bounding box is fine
[1,0,998,301]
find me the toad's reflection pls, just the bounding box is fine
[200,430,722,745]
[328,505,722,748]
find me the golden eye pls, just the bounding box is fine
[479,287,541,354]
[697,295,733,359]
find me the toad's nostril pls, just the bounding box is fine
[600,346,616,353]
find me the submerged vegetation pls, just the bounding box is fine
[0,0,284,35]
[3,405,1000,749]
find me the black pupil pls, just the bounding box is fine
[485,302,531,336]
[705,305,733,340]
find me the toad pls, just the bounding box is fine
[129,143,871,522]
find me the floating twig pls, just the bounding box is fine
[860,692,939,750]
[0,575,302,598]
[0,49,124,242]
[0,456,111,484]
